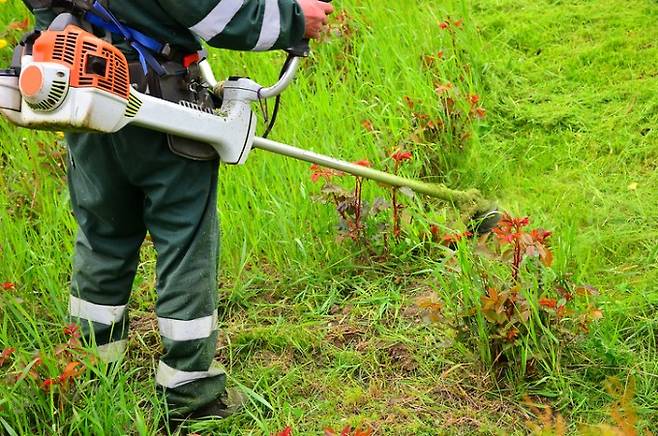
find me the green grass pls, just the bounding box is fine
[1,0,657,434]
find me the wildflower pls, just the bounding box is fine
[474,107,486,119]
[352,160,371,167]
[438,21,449,29]
[1,282,15,291]
[403,96,414,108]
[437,50,444,59]
[454,19,464,28]
[0,39,7,50]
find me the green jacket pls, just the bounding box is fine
[23,0,306,53]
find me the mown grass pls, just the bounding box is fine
[1,0,657,434]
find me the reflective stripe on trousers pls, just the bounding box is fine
[155,360,226,389]
[69,295,126,325]
[158,310,218,342]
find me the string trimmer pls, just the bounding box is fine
[0,14,501,234]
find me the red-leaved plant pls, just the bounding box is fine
[310,160,389,243]
[390,149,413,239]
[4,323,90,411]
[426,215,603,379]
[492,214,553,282]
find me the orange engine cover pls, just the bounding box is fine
[32,25,131,100]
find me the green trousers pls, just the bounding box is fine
[66,125,225,412]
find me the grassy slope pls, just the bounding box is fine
[1,0,657,434]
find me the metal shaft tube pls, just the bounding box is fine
[253,136,488,208]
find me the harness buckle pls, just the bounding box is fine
[160,43,172,59]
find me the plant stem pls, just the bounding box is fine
[392,160,400,239]
[354,176,363,239]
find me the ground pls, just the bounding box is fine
[0,0,657,435]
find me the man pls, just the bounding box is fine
[22,0,333,421]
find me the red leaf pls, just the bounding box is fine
[41,378,57,392]
[354,428,373,436]
[590,307,604,320]
[492,214,530,245]
[0,348,15,366]
[469,94,480,105]
[8,18,30,31]
[422,54,435,67]
[310,164,343,182]
[506,328,519,341]
[435,82,453,94]
[441,231,473,245]
[556,305,567,319]
[390,150,413,162]
[530,228,552,244]
[273,427,293,436]
[58,361,84,385]
[63,323,80,339]
[539,298,558,309]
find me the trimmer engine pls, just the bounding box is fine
[1,22,258,164]
[23,25,130,109]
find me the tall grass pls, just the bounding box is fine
[1,0,657,434]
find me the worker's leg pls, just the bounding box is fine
[66,131,146,362]
[113,126,225,413]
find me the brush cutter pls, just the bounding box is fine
[0,15,501,234]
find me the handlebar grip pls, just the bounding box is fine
[285,0,332,57]
[285,39,311,57]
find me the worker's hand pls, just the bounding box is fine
[297,0,334,39]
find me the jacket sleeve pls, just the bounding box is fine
[158,0,306,51]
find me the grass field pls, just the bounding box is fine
[1,0,657,434]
